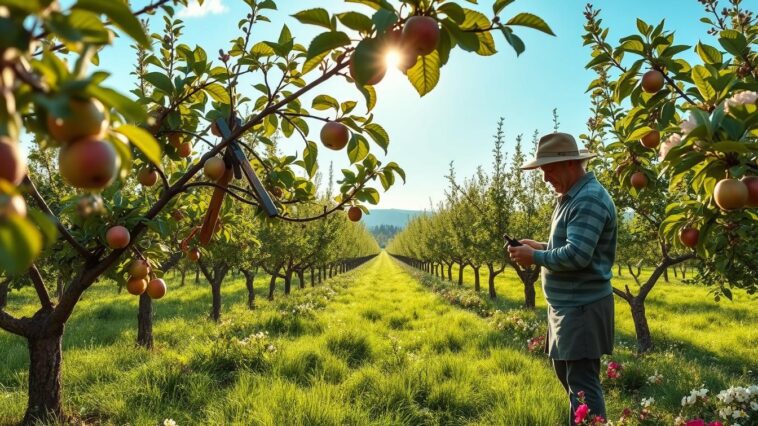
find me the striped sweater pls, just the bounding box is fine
[532,172,617,307]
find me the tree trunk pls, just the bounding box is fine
[662,267,669,283]
[211,280,222,322]
[616,264,622,276]
[195,267,200,284]
[630,298,653,353]
[310,267,315,287]
[136,292,153,349]
[284,269,292,295]
[447,263,453,281]
[472,266,480,292]
[180,265,187,287]
[268,273,277,301]
[457,262,465,285]
[0,280,8,309]
[23,332,64,425]
[298,269,305,289]
[487,263,498,299]
[243,270,256,310]
[523,279,536,308]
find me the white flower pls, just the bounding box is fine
[720,406,733,418]
[680,113,698,135]
[641,397,655,407]
[725,90,758,112]
[647,371,664,384]
[697,388,709,398]
[659,133,682,161]
[732,409,747,419]
[751,401,758,411]
[163,419,177,426]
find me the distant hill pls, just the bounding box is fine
[362,209,426,229]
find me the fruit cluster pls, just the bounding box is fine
[125,259,167,299]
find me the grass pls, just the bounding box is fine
[0,253,755,425]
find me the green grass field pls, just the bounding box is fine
[1,252,756,425]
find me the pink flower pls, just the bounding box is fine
[659,133,682,161]
[707,422,723,426]
[592,415,606,425]
[574,404,590,424]
[679,113,698,135]
[577,390,586,401]
[685,420,706,426]
[725,90,758,113]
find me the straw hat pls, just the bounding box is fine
[521,132,596,170]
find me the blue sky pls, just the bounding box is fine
[91,0,710,210]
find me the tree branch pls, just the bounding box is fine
[23,176,93,259]
[28,264,53,311]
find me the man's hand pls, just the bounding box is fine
[519,239,545,250]
[508,244,536,267]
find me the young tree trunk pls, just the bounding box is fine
[447,263,453,281]
[195,267,200,284]
[23,331,64,425]
[472,265,480,292]
[662,267,669,283]
[298,269,305,289]
[136,292,153,349]
[180,265,187,287]
[486,263,502,299]
[616,264,622,276]
[211,280,222,322]
[284,269,292,295]
[268,273,277,301]
[310,267,315,287]
[242,270,256,310]
[523,279,536,308]
[457,262,465,285]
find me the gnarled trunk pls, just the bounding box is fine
[24,332,64,425]
[631,298,652,353]
[486,263,503,299]
[137,292,153,349]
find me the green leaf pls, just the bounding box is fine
[357,187,380,204]
[371,9,397,35]
[312,94,339,111]
[718,29,748,57]
[144,72,174,95]
[406,50,440,97]
[305,30,350,62]
[620,39,645,55]
[710,141,751,154]
[74,0,149,46]
[696,42,723,65]
[0,215,42,276]
[500,27,524,56]
[347,133,370,164]
[292,8,333,30]
[303,141,318,178]
[505,12,555,36]
[356,83,377,112]
[475,31,497,56]
[204,83,231,104]
[636,18,651,36]
[439,3,465,24]
[27,209,58,245]
[115,124,162,166]
[691,65,716,101]
[87,85,146,122]
[493,0,516,15]
[336,12,373,33]
[363,123,389,154]
[251,41,276,57]
[625,126,655,142]
[341,101,357,115]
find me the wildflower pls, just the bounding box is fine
[641,397,655,408]
[684,420,705,426]
[163,420,177,426]
[574,404,590,424]
[647,371,663,385]
[606,361,622,379]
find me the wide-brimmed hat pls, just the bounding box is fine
[520,132,596,170]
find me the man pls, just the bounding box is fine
[507,132,617,425]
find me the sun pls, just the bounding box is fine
[384,49,401,69]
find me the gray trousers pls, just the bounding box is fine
[552,358,605,426]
